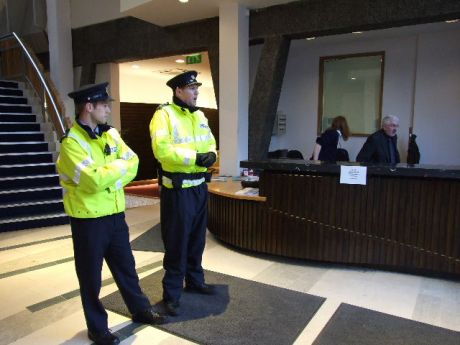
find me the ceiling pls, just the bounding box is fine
[119,51,212,87]
[121,0,295,27]
[119,20,460,91]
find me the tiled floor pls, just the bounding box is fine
[0,201,459,345]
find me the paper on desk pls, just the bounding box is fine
[235,187,259,196]
[340,165,367,185]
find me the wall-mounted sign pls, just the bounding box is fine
[186,54,202,64]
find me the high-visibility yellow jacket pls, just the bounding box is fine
[56,121,138,218]
[149,103,216,188]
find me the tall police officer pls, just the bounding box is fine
[57,82,165,345]
[150,71,217,316]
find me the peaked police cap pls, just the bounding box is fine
[68,82,114,104]
[166,70,202,90]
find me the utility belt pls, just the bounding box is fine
[160,169,211,189]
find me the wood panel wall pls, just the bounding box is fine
[120,102,219,181]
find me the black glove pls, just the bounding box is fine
[196,152,216,168]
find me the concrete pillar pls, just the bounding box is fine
[46,0,74,118]
[219,2,249,176]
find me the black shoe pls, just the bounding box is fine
[87,330,120,345]
[184,283,216,295]
[163,300,180,316]
[132,307,166,325]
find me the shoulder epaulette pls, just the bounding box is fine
[59,128,70,143]
[156,102,169,111]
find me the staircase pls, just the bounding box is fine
[0,80,68,232]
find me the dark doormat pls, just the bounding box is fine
[313,303,460,345]
[130,223,164,252]
[102,269,325,345]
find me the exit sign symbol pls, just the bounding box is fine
[186,54,202,64]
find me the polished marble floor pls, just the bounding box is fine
[0,201,459,345]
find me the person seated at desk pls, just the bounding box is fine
[356,115,400,164]
[312,116,350,161]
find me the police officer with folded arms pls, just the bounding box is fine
[57,82,165,345]
[150,71,217,316]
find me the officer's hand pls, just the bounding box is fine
[196,152,216,168]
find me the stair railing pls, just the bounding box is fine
[0,32,66,138]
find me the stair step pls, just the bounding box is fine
[0,114,36,122]
[0,132,45,142]
[0,104,32,113]
[0,152,53,165]
[0,198,64,220]
[0,96,27,105]
[0,174,60,190]
[0,87,23,97]
[0,162,56,177]
[0,122,40,131]
[0,141,48,153]
[0,186,63,203]
[0,81,19,89]
[0,212,69,232]
[0,132,44,142]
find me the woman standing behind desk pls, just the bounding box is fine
[312,116,350,161]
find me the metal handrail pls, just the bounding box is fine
[0,31,65,136]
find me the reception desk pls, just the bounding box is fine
[207,160,460,278]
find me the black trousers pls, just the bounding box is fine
[160,183,208,302]
[70,213,150,333]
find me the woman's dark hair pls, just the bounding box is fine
[330,116,351,140]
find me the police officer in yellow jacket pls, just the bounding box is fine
[57,83,165,345]
[150,71,217,316]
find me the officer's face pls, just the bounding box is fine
[176,84,199,107]
[89,101,111,125]
[383,121,399,137]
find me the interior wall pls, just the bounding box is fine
[263,26,460,164]
[413,29,460,165]
[119,73,217,109]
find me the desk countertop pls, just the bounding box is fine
[240,160,460,179]
[208,179,266,202]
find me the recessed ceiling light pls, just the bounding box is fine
[351,77,356,80]
[179,0,189,3]
[175,59,185,64]
[352,31,363,34]
[445,19,459,23]
[306,37,316,41]
[131,64,140,69]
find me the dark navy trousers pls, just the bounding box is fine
[70,213,150,333]
[160,183,208,303]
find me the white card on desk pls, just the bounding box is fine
[340,165,367,185]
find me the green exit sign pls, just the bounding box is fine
[186,54,202,64]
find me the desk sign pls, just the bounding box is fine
[340,165,367,185]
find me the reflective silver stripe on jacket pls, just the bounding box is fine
[74,158,93,184]
[121,150,135,160]
[67,132,91,155]
[108,128,119,147]
[162,176,205,188]
[182,177,205,187]
[115,179,123,190]
[151,128,168,141]
[195,133,213,143]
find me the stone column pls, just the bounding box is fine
[218,2,249,176]
[46,0,74,118]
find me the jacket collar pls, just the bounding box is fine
[173,95,199,113]
[76,120,112,139]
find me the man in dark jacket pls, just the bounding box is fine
[356,115,400,164]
